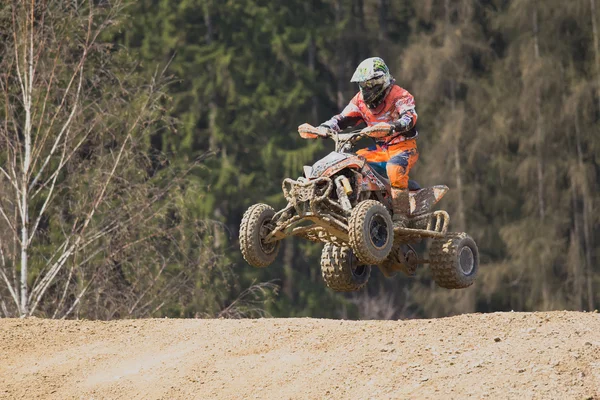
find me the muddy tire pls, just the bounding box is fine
[240,204,280,268]
[429,232,479,289]
[321,244,371,292]
[348,200,393,265]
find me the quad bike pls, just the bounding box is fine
[240,123,479,292]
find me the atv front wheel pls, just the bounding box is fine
[429,232,479,289]
[348,200,393,265]
[321,244,371,292]
[240,204,281,268]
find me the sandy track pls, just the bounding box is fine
[1,312,599,399]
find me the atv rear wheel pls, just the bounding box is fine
[380,244,419,278]
[429,232,479,289]
[321,244,371,292]
[240,204,281,268]
[348,200,393,265]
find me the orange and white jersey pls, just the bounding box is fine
[323,85,418,145]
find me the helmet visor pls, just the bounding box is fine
[359,76,386,105]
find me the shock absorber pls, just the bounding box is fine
[334,176,353,212]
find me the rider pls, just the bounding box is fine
[318,57,418,227]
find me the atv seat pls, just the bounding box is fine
[408,180,421,191]
[368,162,421,191]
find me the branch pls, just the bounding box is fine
[128,256,169,315]
[29,241,77,314]
[0,203,20,244]
[29,3,94,176]
[0,167,19,194]
[29,64,84,189]
[30,43,62,167]
[28,239,71,304]
[0,267,20,311]
[51,262,74,319]
[60,273,96,320]
[31,116,99,199]
[30,0,119,179]
[0,72,22,198]
[135,270,187,318]
[0,243,20,310]
[28,137,67,244]
[28,0,35,114]
[73,80,156,240]
[12,4,27,114]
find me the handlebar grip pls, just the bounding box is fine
[362,123,393,139]
[298,123,322,139]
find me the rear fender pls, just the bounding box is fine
[358,164,389,192]
[409,185,449,216]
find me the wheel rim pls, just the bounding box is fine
[354,264,367,277]
[349,251,368,278]
[259,219,276,254]
[369,214,389,249]
[405,247,418,266]
[458,246,475,275]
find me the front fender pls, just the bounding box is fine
[311,152,365,178]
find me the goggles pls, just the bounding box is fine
[359,76,386,90]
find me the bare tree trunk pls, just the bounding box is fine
[570,191,583,310]
[526,4,549,309]
[308,33,318,122]
[283,238,294,300]
[13,205,19,304]
[583,193,594,310]
[354,0,366,60]
[591,0,600,114]
[17,3,35,316]
[19,139,30,316]
[445,0,451,26]
[378,0,388,42]
[204,2,225,249]
[445,0,465,232]
[450,86,465,232]
[533,7,545,221]
[335,0,345,110]
[574,111,594,310]
[204,3,219,153]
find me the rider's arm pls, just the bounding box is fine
[391,90,418,137]
[320,95,364,132]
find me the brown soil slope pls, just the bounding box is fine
[1,312,599,399]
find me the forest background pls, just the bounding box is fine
[0,0,598,320]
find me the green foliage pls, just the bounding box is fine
[112,0,598,318]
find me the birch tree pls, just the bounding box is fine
[0,0,196,318]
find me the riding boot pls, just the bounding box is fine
[391,188,410,229]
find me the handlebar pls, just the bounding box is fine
[298,123,393,152]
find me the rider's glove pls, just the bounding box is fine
[391,113,417,136]
[391,119,410,134]
[317,124,334,139]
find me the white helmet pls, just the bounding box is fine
[351,57,392,109]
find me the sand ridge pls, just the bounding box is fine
[1,312,599,399]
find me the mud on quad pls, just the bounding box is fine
[240,123,479,292]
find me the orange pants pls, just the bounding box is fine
[357,139,419,189]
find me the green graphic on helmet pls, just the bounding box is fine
[372,59,388,73]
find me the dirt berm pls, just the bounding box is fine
[1,312,600,399]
